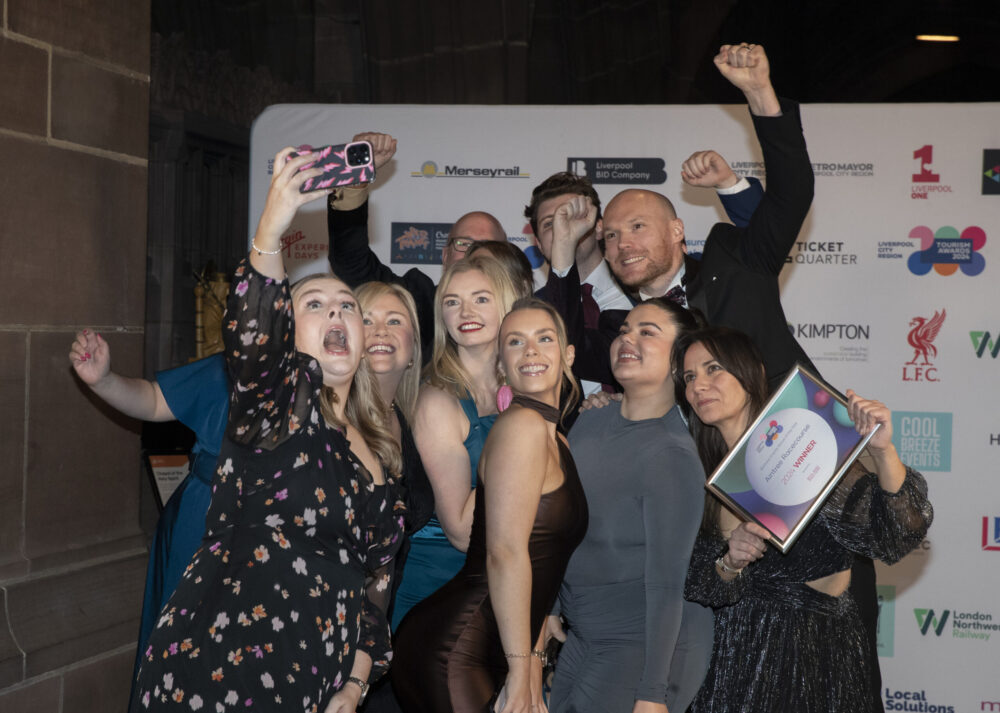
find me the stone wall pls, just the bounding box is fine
[0,1,152,710]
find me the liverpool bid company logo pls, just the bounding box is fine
[984,149,1000,195]
[971,330,1000,359]
[566,158,667,185]
[911,145,952,199]
[903,310,945,382]
[983,517,1000,551]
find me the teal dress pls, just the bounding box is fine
[391,396,497,630]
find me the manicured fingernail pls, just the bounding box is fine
[84,352,90,359]
[83,329,88,335]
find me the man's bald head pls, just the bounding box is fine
[602,189,686,295]
[442,211,508,268]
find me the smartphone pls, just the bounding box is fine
[290,141,375,192]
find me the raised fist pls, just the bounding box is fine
[681,150,738,189]
[352,132,397,170]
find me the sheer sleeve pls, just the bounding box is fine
[820,464,933,564]
[684,530,751,608]
[223,258,322,450]
[357,557,395,680]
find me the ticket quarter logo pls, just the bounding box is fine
[983,516,1000,551]
[902,309,945,382]
[567,158,667,185]
[984,150,1000,195]
[389,222,452,265]
[907,225,986,276]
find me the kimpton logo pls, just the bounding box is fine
[903,310,945,382]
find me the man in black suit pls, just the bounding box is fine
[546,42,816,390]
[543,42,883,713]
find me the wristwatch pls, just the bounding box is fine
[347,676,369,703]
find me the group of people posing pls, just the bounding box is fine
[71,44,932,713]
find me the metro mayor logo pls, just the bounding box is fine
[411,160,529,179]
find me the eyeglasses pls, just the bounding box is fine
[446,237,477,253]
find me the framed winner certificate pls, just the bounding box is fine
[705,364,880,553]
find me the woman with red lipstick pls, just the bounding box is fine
[131,147,405,713]
[389,255,526,630]
[672,327,932,713]
[393,298,587,713]
[546,298,713,713]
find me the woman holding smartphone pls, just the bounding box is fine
[131,148,404,713]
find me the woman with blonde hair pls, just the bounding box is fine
[131,147,405,713]
[393,298,587,712]
[390,254,527,629]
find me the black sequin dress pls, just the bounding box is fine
[131,260,405,713]
[686,465,932,713]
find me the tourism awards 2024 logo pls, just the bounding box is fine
[877,224,987,276]
[902,310,946,382]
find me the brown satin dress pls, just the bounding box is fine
[392,396,588,713]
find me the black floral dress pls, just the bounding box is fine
[131,260,405,713]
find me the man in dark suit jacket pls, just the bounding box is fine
[542,42,883,712]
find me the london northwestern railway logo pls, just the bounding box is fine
[903,310,946,382]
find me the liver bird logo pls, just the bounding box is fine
[906,309,946,365]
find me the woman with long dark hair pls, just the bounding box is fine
[673,327,933,713]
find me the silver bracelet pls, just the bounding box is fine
[251,239,282,255]
[715,555,745,576]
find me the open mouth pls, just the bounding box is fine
[616,349,641,363]
[323,328,347,353]
[518,363,548,376]
[458,322,484,333]
[367,343,395,355]
[621,255,645,267]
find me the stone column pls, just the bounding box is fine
[0,1,152,710]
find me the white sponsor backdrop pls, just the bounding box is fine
[251,103,999,711]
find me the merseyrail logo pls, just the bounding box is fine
[411,160,529,179]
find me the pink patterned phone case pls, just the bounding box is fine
[291,141,375,192]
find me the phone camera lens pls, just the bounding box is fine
[347,144,370,166]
